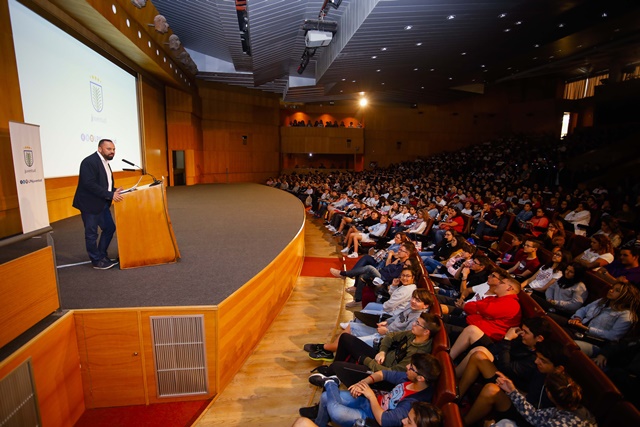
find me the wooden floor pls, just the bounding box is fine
[194,214,354,427]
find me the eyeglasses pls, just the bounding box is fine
[397,249,409,253]
[407,365,425,377]
[489,272,504,280]
[413,320,428,329]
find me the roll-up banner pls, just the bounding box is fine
[9,121,50,233]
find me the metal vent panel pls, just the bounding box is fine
[151,315,208,397]
[0,359,40,427]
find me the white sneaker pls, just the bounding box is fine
[330,268,343,278]
[340,322,350,329]
[348,252,359,258]
[341,247,350,253]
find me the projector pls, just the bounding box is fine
[306,30,333,48]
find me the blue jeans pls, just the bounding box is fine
[315,381,374,427]
[344,265,381,301]
[422,256,443,274]
[80,204,116,264]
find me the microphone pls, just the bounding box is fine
[122,159,162,186]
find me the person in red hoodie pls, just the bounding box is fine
[446,278,522,361]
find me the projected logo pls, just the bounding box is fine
[23,148,34,167]
[90,79,104,112]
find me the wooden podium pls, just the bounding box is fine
[114,181,180,269]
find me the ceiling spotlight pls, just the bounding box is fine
[430,68,435,72]
[359,98,368,107]
[404,25,413,30]
[416,42,422,46]
[515,21,522,25]
[381,47,387,51]
[504,28,511,32]
[372,55,377,59]
[461,52,467,56]
[359,92,365,96]
[481,64,485,68]
[498,13,507,18]
[352,80,356,82]
[326,0,342,10]
[558,23,565,28]
[447,15,455,20]
[601,12,608,18]
[376,69,381,72]
[342,78,346,81]
[414,68,419,71]
[534,44,540,48]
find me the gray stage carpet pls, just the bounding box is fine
[7,183,304,309]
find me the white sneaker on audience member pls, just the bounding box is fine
[347,252,359,258]
[340,322,350,329]
[341,247,350,254]
[330,268,342,278]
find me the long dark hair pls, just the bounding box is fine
[557,262,586,289]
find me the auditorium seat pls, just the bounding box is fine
[441,402,464,427]
[431,316,450,354]
[537,247,553,267]
[542,315,580,353]
[433,351,458,407]
[519,291,546,318]
[583,270,612,304]
[602,400,640,427]
[568,234,592,258]
[564,349,623,421]
[460,213,473,236]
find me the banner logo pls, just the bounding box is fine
[24,149,34,167]
[90,81,104,112]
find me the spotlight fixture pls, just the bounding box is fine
[326,0,342,10]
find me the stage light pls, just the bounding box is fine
[359,98,368,107]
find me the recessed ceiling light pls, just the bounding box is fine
[421,86,424,89]
[534,44,540,48]
[507,67,512,70]
[558,23,564,28]
[376,69,381,72]
[577,44,583,48]
[461,52,467,56]
[430,68,435,72]
[533,57,538,60]
[371,56,377,59]
[352,80,356,82]
[549,55,555,59]
[504,28,511,32]
[448,77,453,80]
[601,12,608,18]
[498,13,507,18]
[381,82,385,85]
[404,25,413,30]
[447,15,455,20]
[416,42,422,46]
[414,68,419,71]
[483,69,488,72]
[359,92,365,96]
[480,64,485,68]
[515,21,522,25]
[381,47,387,51]
[342,78,346,81]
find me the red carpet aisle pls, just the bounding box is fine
[74,400,211,427]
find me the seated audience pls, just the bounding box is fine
[538,262,588,318]
[568,280,640,356]
[521,247,567,294]
[495,371,596,427]
[539,219,566,250]
[563,201,591,236]
[597,246,640,286]
[592,216,623,248]
[468,340,567,427]
[506,239,541,280]
[301,353,441,427]
[574,234,614,270]
[446,278,522,360]
[473,205,509,240]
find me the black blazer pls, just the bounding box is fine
[72,152,114,214]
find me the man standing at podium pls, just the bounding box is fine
[73,139,123,270]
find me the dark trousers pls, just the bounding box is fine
[81,204,116,264]
[335,333,378,364]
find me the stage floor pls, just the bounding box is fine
[6,183,304,309]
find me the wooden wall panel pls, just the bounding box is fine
[140,77,168,180]
[0,312,84,427]
[217,223,304,389]
[0,0,24,237]
[138,308,217,404]
[281,127,364,154]
[74,311,146,408]
[0,247,59,348]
